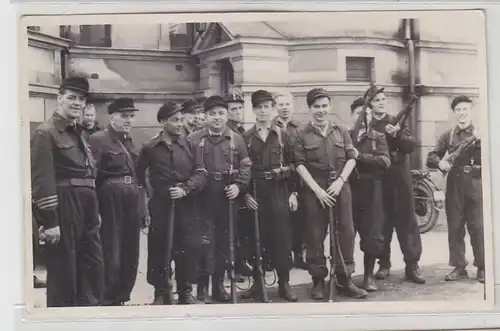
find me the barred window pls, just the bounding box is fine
[346,57,374,82]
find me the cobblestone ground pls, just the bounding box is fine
[32,224,485,307]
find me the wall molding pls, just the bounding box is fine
[68,46,192,62]
[88,90,196,102]
[29,83,59,97]
[417,40,477,55]
[28,30,71,51]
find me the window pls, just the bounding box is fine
[79,25,112,47]
[169,23,195,50]
[346,57,374,82]
[219,58,234,97]
[27,26,40,32]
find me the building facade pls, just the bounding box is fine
[27,15,482,169]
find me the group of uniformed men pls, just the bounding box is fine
[31,75,484,308]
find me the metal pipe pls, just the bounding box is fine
[404,18,416,96]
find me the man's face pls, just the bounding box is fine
[275,95,294,119]
[196,113,207,129]
[163,112,185,136]
[110,111,136,133]
[206,106,228,131]
[309,97,330,123]
[58,89,87,120]
[184,112,197,126]
[253,100,275,123]
[228,102,244,123]
[82,106,96,125]
[351,105,372,127]
[371,92,386,115]
[454,102,473,125]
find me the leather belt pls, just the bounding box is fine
[208,170,240,181]
[253,166,292,180]
[105,176,135,185]
[57,178,96,188]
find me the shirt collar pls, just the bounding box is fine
[456,123,475,133]
[107,124,131,141]
[52,111,78,132]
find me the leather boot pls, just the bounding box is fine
[362,255,377,292]
[211,275,231,302]
[152,288,174,305]
[310,278,325,300]
[445,267,468,281]
[405,263,426,284]
[293,250,308,270]
[375,266,391,280]
[278,281,298,302]
[477,267,485,284]
[178,283,198,305]
[336,274,368,299]
[196,275,211,304]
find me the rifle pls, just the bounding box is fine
[227,172,238,304]
[252,180,270,303]
[389,94,420,127]
[328,205,337,302]
[165,186,177,303]
[352,83,383,146]
[440,135,479,175]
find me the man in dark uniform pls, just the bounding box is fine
[241,90,298,302]
[224,90,254,281]
[81,103,101,141]
[273,91,308,270]
[87,98,147,306]
[180,99,202,136]
[30,76,104,307]
[187,96,252,303]
[291,88,367,300]
[426,95,484,283]
[136,102,207,305]
[349,97,391,292]
[368,87,425,284]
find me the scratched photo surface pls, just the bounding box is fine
[23,10,491,314]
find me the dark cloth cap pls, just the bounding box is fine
[251,90,274,107]
[59,76,89,95]
[225,89,245,104]
[350,97,366,113]
[451,95,473,110]
[157,101,182,123]
[363,85,385,100]
[181,99,203,114]
[108,98,139,114]
[204,95,228,112]
[306,88,330,107]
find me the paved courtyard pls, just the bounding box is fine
[32,222,485,307]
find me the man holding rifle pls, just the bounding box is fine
[136,102,207,305]
[291,88,367,300]
[349,96,391,292]
[188,96,252,303]
[368,86,426,285]
[240,89,298,302]
[426,95,484,283]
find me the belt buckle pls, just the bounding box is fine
[124,176,132,184]
[264,172,272,180]
[213,172,222,181]
[464,165,472,173]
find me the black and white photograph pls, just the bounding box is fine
[21,9,493,315]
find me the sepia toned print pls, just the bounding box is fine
[22,10,492,316]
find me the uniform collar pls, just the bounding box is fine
[456,123,474,133]
[52,111,78,132]
[200,126,233,139]
[305,120,338,136]
[227,120,243,131]
[372,112,387,121]
[107,124,131,141]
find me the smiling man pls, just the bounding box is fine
[426,96,484,284]
[88,98,147,306]
[30,76,104,307]
[291,88,367,300]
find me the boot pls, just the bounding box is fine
[178,284,198,305]
[211,275,231,302]
[196,275,211,304]
[240,279,259,300]
[152,288,174,305]
[362,255,378,292]
[477,267,485,284]
[375,266,391,280]
[278,281,298,302]
[444,267,468,281]
[310,278,325,300]
[405,263,426,284]
[336,274,368,299]
[293,250,308,270]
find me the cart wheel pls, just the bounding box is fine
[413,178,440,234]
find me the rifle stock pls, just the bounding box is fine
[390,94,419,127]
[440,135,478,175]
[328,206,337,302]
[228,182,238,303]
[252,181,270,303]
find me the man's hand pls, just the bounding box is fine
[288,193,298,212]
[169,186,186,200]
[326,178,345,197]
[314,188,336,209]
[385,124,401,137]
[44,226,61,245]
[225,184,240,200]
[245,193,259,211]
[439,159,452,172]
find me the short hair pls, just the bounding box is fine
[273,91,294,102]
